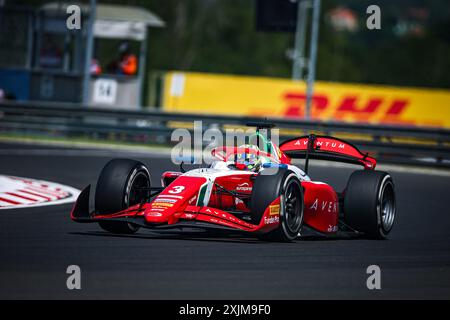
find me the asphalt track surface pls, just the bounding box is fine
[1,141,450,299]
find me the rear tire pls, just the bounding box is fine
[344,170,395,239]
[95,159,150,234]
[251,168,303,242]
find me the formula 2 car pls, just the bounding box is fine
[71,123,396,241]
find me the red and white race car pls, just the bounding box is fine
[71,123,396,241]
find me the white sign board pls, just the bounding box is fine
[170,73,185,97]
[93,79,118,105]
[94,20,146,41]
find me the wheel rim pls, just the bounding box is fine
[380,181,395,232]
[283,180,302,234]
[129,172,150,207]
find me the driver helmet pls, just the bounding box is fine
[235,144,263,171]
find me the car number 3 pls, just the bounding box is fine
[168,185,185,194]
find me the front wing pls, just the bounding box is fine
[70,185,281,234]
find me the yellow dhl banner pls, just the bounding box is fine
[163,71,450,128]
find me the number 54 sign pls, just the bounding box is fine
[93,79,118,104]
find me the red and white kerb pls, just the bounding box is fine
[0,175,80,210]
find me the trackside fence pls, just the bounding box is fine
[0,101,449,168]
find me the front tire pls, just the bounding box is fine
[95,159,151,234]
[251,168,304,242]
[344,170,396,239]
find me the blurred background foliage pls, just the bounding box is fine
[17,0,450,88]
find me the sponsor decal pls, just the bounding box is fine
[205,208,221,216]
[202,208,249,225]
[236,182,252,192]
[309,198,338,214]
[154,197,177,204]
[147,212,163,217]
[264,216,280,225]
[151,202,174,208]
[189,195,197,205]
[269,204,280,216]
[207,217,243,229]
[157,194,184,199]
[327,225,339,232]
[294,139,345,150]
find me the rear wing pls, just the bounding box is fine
[279,135,376,169]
